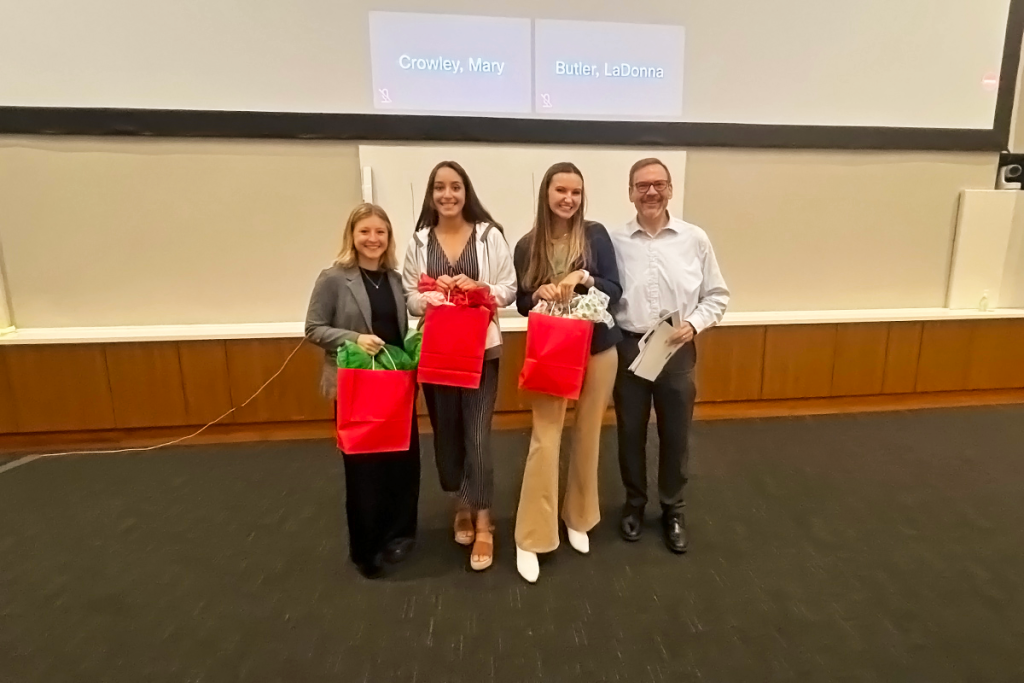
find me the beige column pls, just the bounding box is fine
[0,235,13,333]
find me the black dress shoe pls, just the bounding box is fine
[662,514,688,554]
[620,506,644,542]
[355,561,385,579]
[383,537,416,565]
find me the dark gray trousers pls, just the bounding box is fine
[612,335,697,515]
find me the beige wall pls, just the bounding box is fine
[0,135,1002,327]
[1003,201,1024,308]
[0,237,11,329]
[0,137,362,327]
[683,150,998,311]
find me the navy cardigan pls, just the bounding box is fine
[513,221,623,355]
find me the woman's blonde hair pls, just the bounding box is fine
[523,162,590,290]
[335,203,398,270]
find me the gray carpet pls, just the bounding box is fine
[2,405,1024,682]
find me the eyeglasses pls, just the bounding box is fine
[633,181,670,194]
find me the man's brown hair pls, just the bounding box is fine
[628,158,672,187]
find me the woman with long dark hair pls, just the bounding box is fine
[402,161,516,572]
[511,162,622,583]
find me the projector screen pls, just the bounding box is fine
[0,0,1013,130]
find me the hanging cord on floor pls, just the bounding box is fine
[0,335,314,475]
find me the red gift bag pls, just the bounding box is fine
[518,313,594,400]
[336,367,416,454]
[418,304,491,388]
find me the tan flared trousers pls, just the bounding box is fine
[514,347,618,553]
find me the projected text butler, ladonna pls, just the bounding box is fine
[555,61,665,78]
[397,55,506,75]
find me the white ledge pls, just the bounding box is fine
[0,322,305,345]
[1,308,1023,345]
[716,307,1024,327]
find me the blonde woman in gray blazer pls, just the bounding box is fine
[306,203,420,580]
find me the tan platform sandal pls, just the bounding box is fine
[470,524,495,572]
[454,509,475,546]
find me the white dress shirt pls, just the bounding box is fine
[611,216,730,335]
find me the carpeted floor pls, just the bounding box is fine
[2,405,1024,682]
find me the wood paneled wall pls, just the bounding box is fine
[2,318,1024,437]
[0,351,19,433]
[694,318,1024,403]
[0,338,331,435]
[881,323,923,394]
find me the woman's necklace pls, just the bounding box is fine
[361,268,385,290]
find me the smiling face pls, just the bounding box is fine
[432,166,467,221]
[629,162,673,222]
[352,215,389,264]
[547,172,583,223]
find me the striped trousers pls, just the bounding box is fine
[423,358,500,510]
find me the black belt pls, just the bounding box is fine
[621,330,647,339]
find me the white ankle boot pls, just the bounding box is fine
[516,546,539,583]
[566,527,590,554]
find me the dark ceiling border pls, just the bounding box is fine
[1,0,1021,151]
[0,107,1007,151]
[993,0,1024,143]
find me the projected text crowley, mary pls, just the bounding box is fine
[398,55,506,76]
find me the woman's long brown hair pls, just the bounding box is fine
[523,162,589,290]
[414,160,502,232]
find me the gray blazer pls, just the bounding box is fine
[305,264,409,399]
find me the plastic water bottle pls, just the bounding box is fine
[979,290,990,312]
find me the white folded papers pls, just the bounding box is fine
[628,311,684,381]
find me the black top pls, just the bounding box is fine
[513,221,623,355]
[360,268,403,349]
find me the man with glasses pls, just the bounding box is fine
[610,158,730,554]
